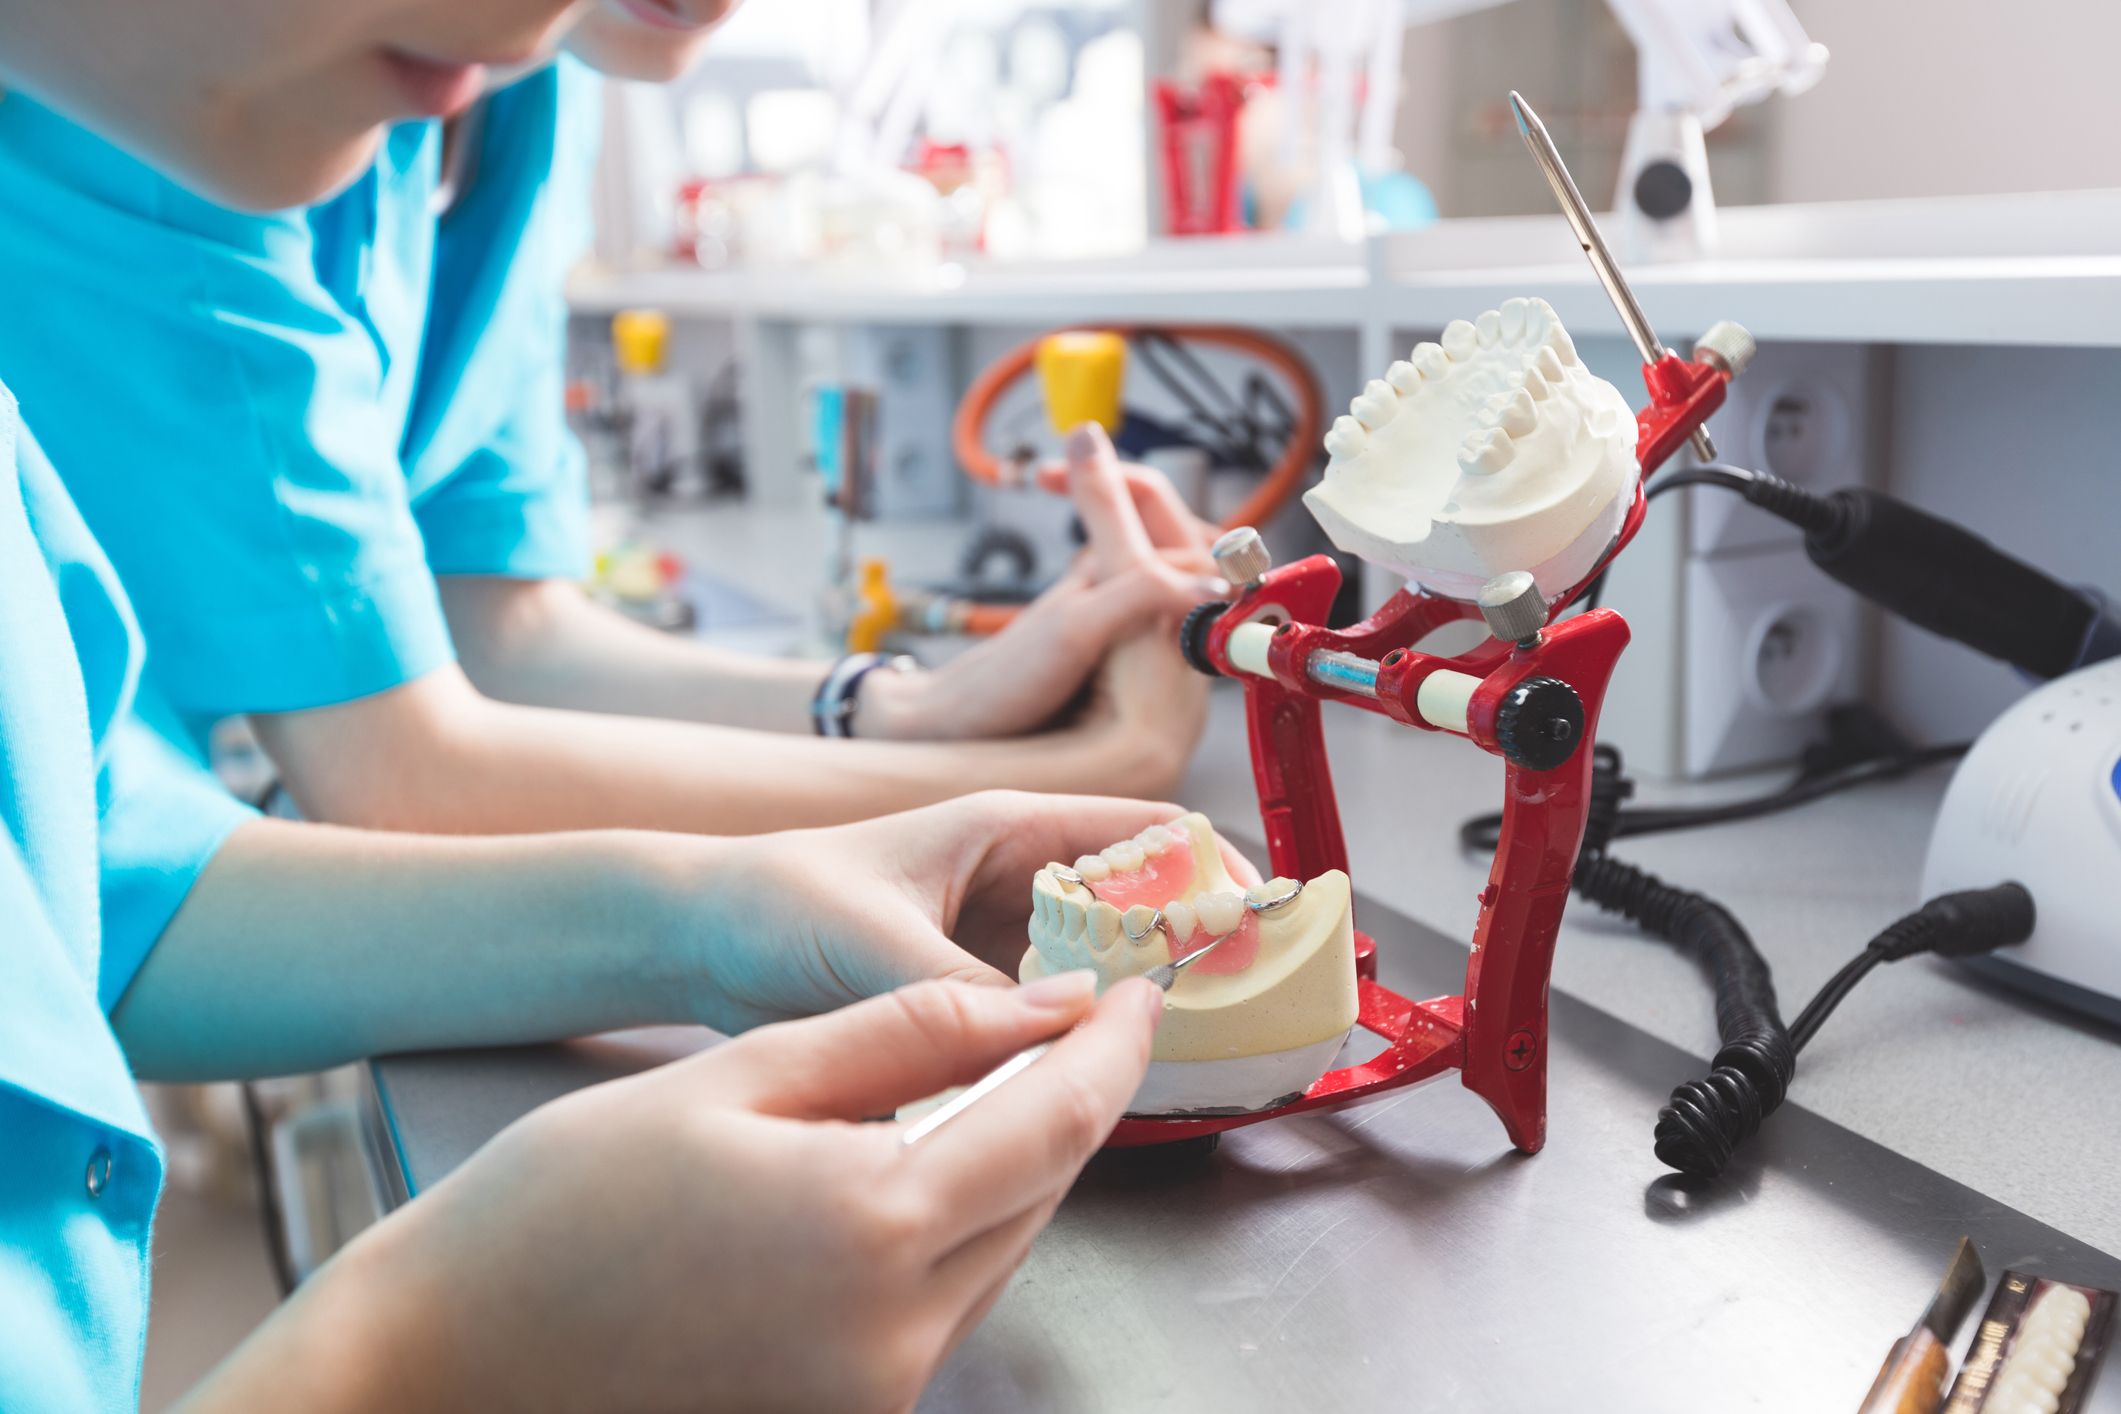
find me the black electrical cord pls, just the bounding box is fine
[1574,463,1756,614]
[1553,745,2034,1178]
[1456,738,1968,855]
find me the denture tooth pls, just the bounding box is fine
[1476,310,1502,347]
[1385,359,1422,395]
[1411,341,1450,379]
[1162,899,1197,940]
[1351,380,1396,430]
[1122,904,1162,943]
[1441,319,1478,360]
[1087,901,1122,951]
[1499,297,1530,342]
[1497,387,1536,436]
[1195,891,1245,936]
[1246,877,1299,907]
[1072,854,1111,882]
[1103,840,1146,873]
[1458,428,1514,476]
[1134,824,1176,854]
[1323,414,1367,461]
[1164,816,1193,840]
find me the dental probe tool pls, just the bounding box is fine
[1507,90,1717,463]
[899,933,1240,1147]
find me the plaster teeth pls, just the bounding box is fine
[1545,323,1579,366]
[1499,297,1530,342]
[1385,359,1422,395]
[1122,904,1161,943]
[1530,345,1564,385]
[1458,428,1514,475]
[1071,854,1110,882]
[1497,387,1536,436]
[1441,320,1478,360]
[1195,891,1245,936]
[1411,342,1450,379]
[1163,899,1197,939]
[1087,901,1122,951]
[1476,310,1502,347]
[1134,825,1176,853]
[1324,414,1367,461]
[1351,380,1397,430]
[1103,840,1146,873]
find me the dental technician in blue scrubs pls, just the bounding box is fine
[0,7,1176,1403]
[0,0,1221,842]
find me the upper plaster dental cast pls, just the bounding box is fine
[1304,297,1639,601]
[1022,813,1359,1114]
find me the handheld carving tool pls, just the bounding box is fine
[1858,1238,1988,1414]
[899,932,1237,1147]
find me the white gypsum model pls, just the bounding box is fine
[1022,813,1358,1114]
[1303,297,1640,601]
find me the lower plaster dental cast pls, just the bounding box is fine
[1023,813,1359,1114]
[1303,297,1639,602]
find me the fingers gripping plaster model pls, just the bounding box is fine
[1039,92,1756,1151]
[1023,814,1359,1114]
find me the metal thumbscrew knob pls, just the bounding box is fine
[1212,526,1272,587]
[1693,321,1757,380]
[1478,571,1547,646]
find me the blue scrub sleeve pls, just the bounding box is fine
[0,99,456,717]
[93,715,255,1013]
[409,58,600,582]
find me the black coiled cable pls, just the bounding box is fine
[1569,754,1798,1178]
[1555,746,2034,1179]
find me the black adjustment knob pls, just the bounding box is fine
[1494,676,1585,771]
[1180,601,1231,678]
[1632,160,1693,221]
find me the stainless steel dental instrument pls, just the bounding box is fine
[899,932,1240,1147]
[1507,89,1717,463]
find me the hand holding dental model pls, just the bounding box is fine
[183,977,1161,1414]
[1022,812,1361,1114]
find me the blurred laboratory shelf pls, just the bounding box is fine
[567,228,1370,328]
[571,188,2121,348]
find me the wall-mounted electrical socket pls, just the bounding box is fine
[1599,338,1885,779]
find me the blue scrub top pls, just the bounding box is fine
[0,60,601,734]
[0,384,255,1410]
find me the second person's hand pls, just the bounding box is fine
[661,789,1253,1035]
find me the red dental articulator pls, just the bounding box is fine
[1105,92,1755,1151]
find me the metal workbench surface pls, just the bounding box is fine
[366,887,2120,1412]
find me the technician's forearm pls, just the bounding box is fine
[179,1213,463,1414]
[112,818,716,1080]
[442,574,824,732]
[393,703,1137,834]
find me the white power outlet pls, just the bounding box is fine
[1598,338,1883,778]
[1676,341,1884,775]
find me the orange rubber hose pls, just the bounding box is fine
[950,324,1322,534]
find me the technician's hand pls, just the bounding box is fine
[859,423,1224,744]
[194,979,1160,1414]
[691,790,1254,1034]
